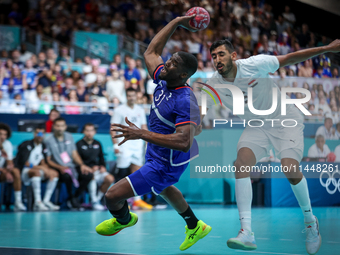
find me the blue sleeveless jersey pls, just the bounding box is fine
[145,64,200,170]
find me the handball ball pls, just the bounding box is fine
[186,7,210,31]
[327,152,336,162]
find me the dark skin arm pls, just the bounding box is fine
[277,39,340,67]
[111,117,195,153]
[143,15,197,77]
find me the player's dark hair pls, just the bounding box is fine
[210,39,235,53]
[82,123,95,132]
[53,117,66,125]
[177,51,198,78]
[126,87,137,94]
[0,122,12,139]
[34,125,45,131]
[49,108,60,116]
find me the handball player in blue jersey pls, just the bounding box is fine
[95,15,211,250]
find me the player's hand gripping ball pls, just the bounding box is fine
[185,7,210,31]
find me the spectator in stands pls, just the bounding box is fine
[65,90,82,115]
[61,77,75,98]
[335,144,340,162]
[45,109,60,133]
[124,59,141,90]
[106,70,126,104]
[0,91,9,113]
[282,5,296,26]
[10,66,27,99]
[0,66,11,99]
[10,94,25,114]
[308,135,330,158]
[277,68,290,88]
[11,50,24,69]
[321,58,332,77]
[46,48,57,66]
[331,67,339,78]
[0,123,26,211]
[35,52,52,93]
[22,59,38,100]
[45,117,94,209]
[315,117,337,140]
[335,122,340,139]
[14,127,60,211]
[314,66,324,78]
[76,123,114,210]
[76,79,89,102]
[298,59,313,77]
[309,90,319,106]
[317,97,332,116]
[56,47,72,63]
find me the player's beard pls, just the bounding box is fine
[220,57,233,76]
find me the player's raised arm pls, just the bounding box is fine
[277,39,340,68]
[143,15,197,77]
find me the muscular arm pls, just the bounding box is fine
[112,119,195,153]
[277,39,340,68]
[143,16,196,77]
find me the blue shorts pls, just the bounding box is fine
[126,157,188,196]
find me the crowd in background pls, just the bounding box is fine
[0,0,339,121]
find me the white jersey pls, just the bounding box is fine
[111,104,147,151]
[28,143,44,166]
[307,143,330,158]
[0,140,13,168]
[202,55,299,121]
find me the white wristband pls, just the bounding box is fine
[114,144,119,150]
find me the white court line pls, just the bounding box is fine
[236,250,303,255]
[327,241,340,244]
[257,238,269,240]
[0,246,146,255]
[41,230,52,232]
[209,236,222,238]
[139,233,150,235]
[64,230,77,233]
[161,234,173,236]
[279,239,293,241]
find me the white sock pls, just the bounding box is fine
[14,191,22,204]
[31,176,42,203]
[43,178,59,203]
[97,191,104,202]
[88,179,98,204]
[236,177,253,232]
[290,177,314,223]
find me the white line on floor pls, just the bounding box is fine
[140,233,150,235]
[279,239,293,241]
[209,236,222,238]
[257,238,269,240]
[64,230,77,233]
[161,234,173,236]
[327,241,340,244]
[236,250,303,255]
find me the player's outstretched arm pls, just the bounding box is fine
[143,15,197,77]
[111,117,195,153]
[277,39,340,68]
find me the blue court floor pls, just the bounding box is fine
[0,205,339,255]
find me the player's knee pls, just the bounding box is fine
[12,168,21,178]
[83,172,94,182]
[29,169,41,177]
[105,174,114,184]
[287,177,302,185]
[49,170,58,179]
[105,188,119,203]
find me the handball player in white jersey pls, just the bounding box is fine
[199,38,340,254]
[111,87,152,209]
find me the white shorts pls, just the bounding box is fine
[237,109,304,163]
[21,167,46,186]
[94,171,109,186]
[116,148,144,168]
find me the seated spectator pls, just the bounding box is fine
[298,59,313,77]
[45,118,94,209]
[61,77,76,98]
[10,66,27,99]
[76,123,114,210]
[9,94,26,114]
[76,79,89,102]
[11,49,24,69]
[106,70,126,104]
[0,91,10,113]
[316,97,332,116]
[334,144,340,162]
[335,122,340,139]
[0,123,26,211]
[315,117,337,140]
[308,135,330,158]
[65,90,82,115]
[277,68,290,88]
[45,109,60,133]
[313,66,323,78]
[321,57,332,78]
[22,59,38,99]
[331,67,339,79]
[14,127,60,211]
[124,59,141,89]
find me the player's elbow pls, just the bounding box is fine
[181,140,191,153]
